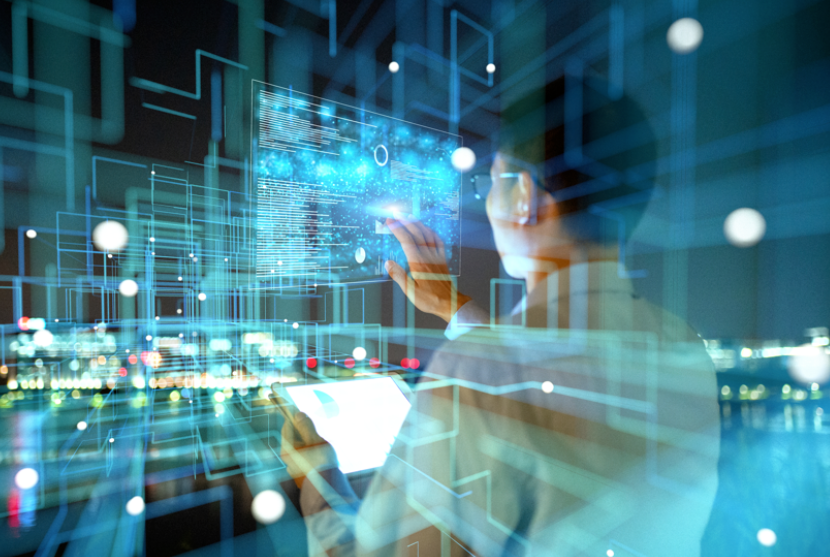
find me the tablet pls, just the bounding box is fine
[284,377,412,474]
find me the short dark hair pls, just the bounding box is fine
[499,74,657,243]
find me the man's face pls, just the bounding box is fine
[485,153,565,279]
[486,154,536,279]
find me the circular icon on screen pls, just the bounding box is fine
[355,247,366,264]
[374,145,389,166]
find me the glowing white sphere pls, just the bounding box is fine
[606,551,615,557]
[388,61,400,73]
[541,381,554,393]
[292,322,299,329]
[26,229,37,239]
[724,208,766,247]
[15,468,39,490]
[787,344,830,385]
[126,496,145,516]
[92,220,129,253]
[251,490,285,524]
[353,346,367,361]
[77,421,88,431]
[355,247,366,264]
[451,147,476,172]
[33,329,54,348]
[757,528,777,547]
[486,63,496,74]
[119,279,139,297]
[198,292,207,301]
[667,18,704,54]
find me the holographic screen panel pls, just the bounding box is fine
[253,81,462,283]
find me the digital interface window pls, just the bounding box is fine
[252,81,462,283]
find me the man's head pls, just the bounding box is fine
[486,74,657,279]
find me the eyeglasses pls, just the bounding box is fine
[469,155,545,200]
[468,155,547,224]
[470,172,521,201]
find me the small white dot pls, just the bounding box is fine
[667,17,704,54]
[178,276,183,281]
[149,237,155,242]
[451,147,476,172]
[77,421,88,431]
[177,309,182,314]
[757,528,777,547]
[292,322,299,329]
[126,496,145,516]
[252,490,286,524]
[192,257,198,262]
[151,170,156,175]
[278,261,282,265]
[606,551,614,557]
[151,252,155,256]
[541,381,554,393]
[14,468,39,490]
[724,208,766,247]
[26,229,37,239]
[107,254,113,259]
[486,63,496,74]
[109,437,115,443]
[198,293,207,301]
[155,316,160,320]
[119,279,139,297]
[388,61,400,73]
[146,335,152,341]
[353,346,367,360]
[189,253,194,257]
[224,258,228,262]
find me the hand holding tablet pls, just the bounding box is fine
[271,386,339,487]
[271,377,412,475]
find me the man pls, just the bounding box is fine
[280,76,720,557]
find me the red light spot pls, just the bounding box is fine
[128,354,138,365]
[401,358,410,369]
[306,357,317,369]
[118,367,128,377]
[344,357,355,369]
[140,351,151,365]
[369,357,380,368]
[409,358,421,369]
[17,317,29,331]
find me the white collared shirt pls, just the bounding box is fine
[302,261,720,557]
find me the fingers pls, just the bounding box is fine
[392,212,430,247]
[385,260,410,296]
[280,417,296,451]
[386,218,422,264]
[409,219,440,250]
[294,412,324,445]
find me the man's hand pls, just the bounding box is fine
[385,215,471,323]
[280,411,338,488]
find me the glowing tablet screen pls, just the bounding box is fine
[285,377,412,474]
